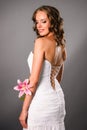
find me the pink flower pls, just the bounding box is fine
[14,79,32,98]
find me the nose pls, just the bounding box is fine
[37,22,42,29]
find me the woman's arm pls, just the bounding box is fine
[19,38,45,128]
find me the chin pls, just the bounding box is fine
[38,33,45,37]
[39,32,50,37]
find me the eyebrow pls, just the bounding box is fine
[36,18,47,22]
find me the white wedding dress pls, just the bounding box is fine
[23,50,66,130]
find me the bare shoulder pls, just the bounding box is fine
[34,37,49,52]
[34,37,45,50]
[35,37,47,46]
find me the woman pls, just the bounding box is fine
[19,5,67,130]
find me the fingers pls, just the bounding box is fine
[19,111,28,128]
[19,119,27,128]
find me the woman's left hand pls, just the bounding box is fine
[19,110,28,128]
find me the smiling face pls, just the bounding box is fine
[35,11,51,37]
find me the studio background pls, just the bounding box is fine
[0,0,87,130]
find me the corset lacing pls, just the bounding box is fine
[50,65,61,89]
[50,44,64,89]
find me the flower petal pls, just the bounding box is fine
[28,91,32,95]
[28,84,32,88]
[23,79,29,84]
[14,86,19,91]
[18,91,24,98]
[17,79,21,84]
[25,89,32,95]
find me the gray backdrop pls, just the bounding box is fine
[0,0,87,130]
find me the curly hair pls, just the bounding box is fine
[32,5,66,46]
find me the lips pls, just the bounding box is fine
[38,29,44,33]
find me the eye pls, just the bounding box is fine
[42,20,46,23]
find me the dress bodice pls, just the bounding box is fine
[27,51,51,77]
[27,51,62,88]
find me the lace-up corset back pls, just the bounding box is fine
[27,46,64,89]
[50,46,64,88]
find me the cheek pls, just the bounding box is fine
[46,24,50,32]
[47,22,51,28]
[44,23,50,29]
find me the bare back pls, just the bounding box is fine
[43,37,66,66]
[31,37,66,87]
[43,37,66,85]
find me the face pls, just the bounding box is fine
[35,11,51,36]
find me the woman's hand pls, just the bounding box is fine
[19,110,28,128]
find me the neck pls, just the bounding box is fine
[46,32,55,41]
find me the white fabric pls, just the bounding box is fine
[23,51,66,130]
